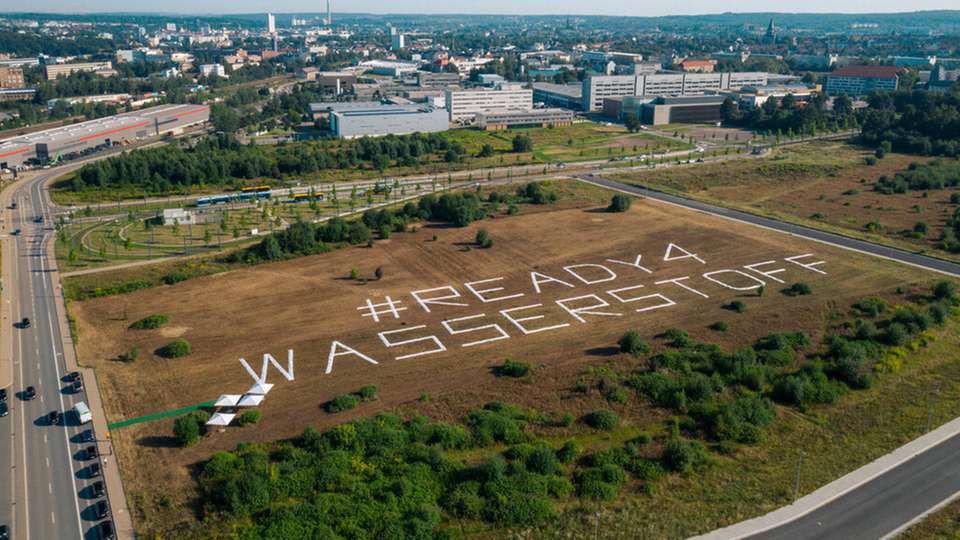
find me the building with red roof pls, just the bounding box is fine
[825,65,901,96]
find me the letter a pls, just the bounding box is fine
[663,243,705,265]
[325,341,378,375]
[530,271,575,294]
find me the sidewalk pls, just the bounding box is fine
[45,237,135,540]
[693,415,960,539]
[0,174,20,392]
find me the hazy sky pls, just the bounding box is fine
[7,0,960,16]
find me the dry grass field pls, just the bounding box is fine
[610,141,960,259]
[70,182,936,533]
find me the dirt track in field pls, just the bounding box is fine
[70,190,931,528]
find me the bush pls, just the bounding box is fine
[864,156,878,166]
[129,314,170,329]
[556,441,579,463]
[605,387,629,405]
[933,280,959,304]
[475,228,491,247]
[173,411,208,447]
[853,297,888,318]
[725,300,748,313]
[465,402,528,446]
[618,329,650,356]
[607,194,632,213]
[156,339,191,358]
[356,384,378,401]
[162,272,189,285]
[494,359,530,378]
[584,409,620,431]
[512,135,534,153]
[709,321,729,332]
[117,347,139,363]
[661,437,709,473]
[237,409,262,426]
[525,446,560,475]
[575,465,626,500]
[782,282,813,296]
[326,393,361,413]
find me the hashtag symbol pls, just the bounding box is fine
[357,296,407,323]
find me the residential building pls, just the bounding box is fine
[825,65,900,96]
[680,59,717,73]
[328,103,448,138]
[445,87,534,122]
[0,88,35,102]
[0,66,25,89]
[475,108,574,130]
[200,64,227,78]
[44,61,114,80]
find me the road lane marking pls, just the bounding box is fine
[45,457,49,468]
[48,483,51,494]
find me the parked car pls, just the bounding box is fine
[0,403,8,417]
[23,386,36,400]
[71,379,83,393]
[91,480,105,498]
[94,500,109,519]
[98,520,114,540]
[0,388,6,401]
[0,524,8,540]
[88,463,101,477]
[80,429,94,443]
[19,318,30,328]
[85,445,98,460]
[10,229,19,236]
[48,410,61,425]
[65,371,80,382]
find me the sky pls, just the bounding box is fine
[7,0,960,16]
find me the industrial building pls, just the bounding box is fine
[0,103,209,170]
[445,86,534,122]
[825,65,900,96]
[417,71,460,87]
[475,108,574,130]
[44,61,115,80]
[532,82,583,110]
[328,103,448,138]
[581,72,769,111]
[359,60,419,78]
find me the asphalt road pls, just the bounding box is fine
[576,174,960,277]
[1,171,107,539]
[749,434,960,540]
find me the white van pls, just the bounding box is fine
[74,402,92,425]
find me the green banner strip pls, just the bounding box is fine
[108,400,215,430]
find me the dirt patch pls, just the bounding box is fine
[71,191,931,533]
[159,326,189,338]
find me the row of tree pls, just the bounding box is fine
[860,90,960,157]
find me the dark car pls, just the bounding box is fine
[0,524,8,540]
[0,388,6,401]
[91,480,105,498]
[94,500,109,519]
[33,216,42,223]
[48,410,61,425]
[65,371,80,382]
[88,463,101,477]
[98,520,114,540]
[85,445,98,460]
[10,229,19,236]
[23,386,36,400]
[0,402,8,417]
[10,201,17,209]
[71,379,83,393]
[19,318,30,329]
[80,429,94,443]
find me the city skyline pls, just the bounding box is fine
[4,1,960,16]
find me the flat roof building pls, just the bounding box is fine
[416,71,461,87]
[582,72,769,112]
[445,87,534,122]
[475,108,574,130]
[44,61,114,80]
[532,82,583,110]
[329,103,448,138]
[639,96,727,125]
[825,65,900,96]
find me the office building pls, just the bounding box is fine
[445,87,534,122]
[417,71,460,87]
[390,28,405,51]
[532,82,583,110]
[0,66,25,89]
[475,108,574,130]
[825,65,900,96]
[582,72,768,111]
[0,88,35,102]
[639,96,726,125]
[200,64,228,78]
[44,61,114,80]
[327,103,448,138]
[0,104,209,170]
[360,60,418,78]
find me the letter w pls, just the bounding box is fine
[240,350,295,384]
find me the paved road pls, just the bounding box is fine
[575,174,960,278]
[0,175,102,539]
[749,434,960,540]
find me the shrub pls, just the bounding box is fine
[725,300,747,313]
[575,465,626,500]
[117,347,139,363]
[494,359,530,378]
[356,384,378,401]
[465,402,528,446]
[326,393,361,413]
[162,272,189,285]
[475,228,491,247]
[661,437,709,473]
[709,321,729,332]
[933,280,959,304]
[864,156,878,166]
[782,282,813,296]
[605,387,629,405]
[156,339,191,359]
[663,328,691,348]
[556,441,579,464]
[129,314,170,329]
[618,329,650,356]
[607,194,632,213]
[173,411,208,447]
[584,409,620,431]
[237,410,262,426]
[525,446,560,475]
[853,297,888,318]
